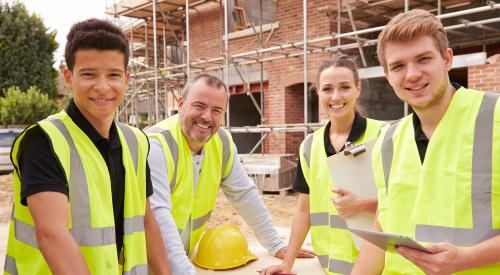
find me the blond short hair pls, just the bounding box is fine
[377,9,448,69]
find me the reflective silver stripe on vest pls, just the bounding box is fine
[161,130,179,192]
[14,218,38,248]
[4,254,18,275]
[176,227,188,251]
[329,258,353,274]
[13,119,117,247]
[183,218,191,251]
[415,93,500,246]
[330,215,348,229]
[177,221,193,252]
[47,118,117,246]
[381,121,399,194]
[218,128,231,179]
[317,255,328,268]
[144,127,164,134]
[71,226,116,246]
[310,212,329,226]
[145,126,176,190]
[13,210,116,247]
[192,211,212,231]
[124,215,145,235]
[147,127,231,189]
[303,134,314,167]
[316,255,353,274]
[472,93,499,231]
[310,212,349,229]
[123,263,148,275]
[118,123,139,172]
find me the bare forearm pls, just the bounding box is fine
[145,201,171,275]
[351,241,384,275]
[280,194,311,269]
[361,198,378,213]
[282,210,311,269]
[351,220,384,275]
[459,235,500,271]
[36,228,90,275]
[28,192,89,275]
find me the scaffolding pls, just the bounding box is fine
[107,0,500,151]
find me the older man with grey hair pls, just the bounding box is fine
[146,74,315,274]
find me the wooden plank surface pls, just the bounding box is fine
[195,245,323,275]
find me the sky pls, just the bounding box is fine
[20,0,109,67]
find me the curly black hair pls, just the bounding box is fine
[64,18,129,71]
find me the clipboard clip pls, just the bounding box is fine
[343,142,366,157]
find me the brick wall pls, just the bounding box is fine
[468,63,500,93]
[189,5,222,59]
[189,0,336,154]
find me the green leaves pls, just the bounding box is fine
[0,86,56,125]
[0,2,58,98]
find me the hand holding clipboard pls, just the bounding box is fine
[327,139,378,249]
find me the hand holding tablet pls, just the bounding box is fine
[349,228,430,253]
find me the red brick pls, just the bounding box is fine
[188,0,364,153]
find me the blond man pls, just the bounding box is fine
[352,9,500,275]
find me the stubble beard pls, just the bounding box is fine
[411,80,450,113]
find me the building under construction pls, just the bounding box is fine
[106,0,500,157]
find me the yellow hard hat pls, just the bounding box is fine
[193,224,258,270]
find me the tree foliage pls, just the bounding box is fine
[0,2,58,97]
[0,86,56,125]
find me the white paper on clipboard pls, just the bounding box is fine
[326,139,378,250]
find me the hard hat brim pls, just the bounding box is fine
[194,251,258,270]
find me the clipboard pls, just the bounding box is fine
[326,139,378,249]
[350,228,429,253]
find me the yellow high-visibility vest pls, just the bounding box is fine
[4,111,149,275]
[300,118,385,274]
[147,114,234,254]
[373,88,500,274]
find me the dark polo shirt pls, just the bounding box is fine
[293,113,367,194]
[18,99,153,256]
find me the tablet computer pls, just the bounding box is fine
[350,228,429,253]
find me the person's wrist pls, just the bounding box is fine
[362,198,377,212]
[455,246,473,272]
[282,259,294,271]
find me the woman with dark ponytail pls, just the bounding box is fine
[261,53,385,275]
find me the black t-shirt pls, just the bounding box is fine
[18,99,153,256]
[293,84,461,193]
[293,113,367,194]
[412,114,429,163]
[411,83,461,163]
